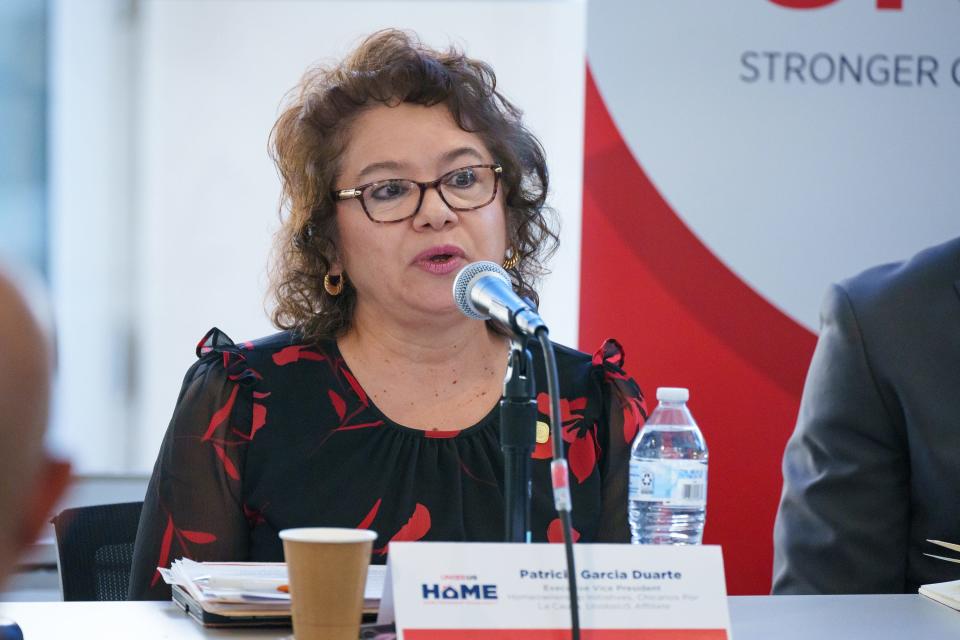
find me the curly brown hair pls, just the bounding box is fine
[268,29,559,342]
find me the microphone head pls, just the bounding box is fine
[452,260,511,320]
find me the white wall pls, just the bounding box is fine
[48,0,587,474]
[49,0,138,471]
[131,1,587,471]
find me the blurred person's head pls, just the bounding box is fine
[268,28,558,341]
[0,267,71,584]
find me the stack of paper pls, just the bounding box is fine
[919,539,960,611]
[160,558,385,620]
[160,559,291,617]
[919,580,960,611]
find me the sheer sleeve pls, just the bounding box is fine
[128,328,261,600]
[591,339,648,542]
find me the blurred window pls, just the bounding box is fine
[0,0,47,273]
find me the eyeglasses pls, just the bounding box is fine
[332,164,503,223]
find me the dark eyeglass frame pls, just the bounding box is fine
[332,164,503,224]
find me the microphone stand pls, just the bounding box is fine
[499,337,537,543]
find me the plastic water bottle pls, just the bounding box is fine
[628,387,708,544]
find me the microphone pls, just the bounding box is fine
[455,260,581,638]
[452,261,547,336]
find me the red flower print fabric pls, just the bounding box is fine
[547,518,581,544]
[149,513,218,587]
[534,393,598,483]
[128,331,645,600]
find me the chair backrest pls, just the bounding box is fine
[51,501,143,601]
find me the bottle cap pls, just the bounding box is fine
[656,387,689,403]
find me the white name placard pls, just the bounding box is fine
[379,542,730,640]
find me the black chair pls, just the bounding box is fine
[51,501,143,601]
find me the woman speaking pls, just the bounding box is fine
[129,29,646,600]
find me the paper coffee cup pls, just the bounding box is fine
[279,527,377,640]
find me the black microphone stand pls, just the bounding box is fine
[499,337,537,543]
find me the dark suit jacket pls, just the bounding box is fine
[772,236,960,594]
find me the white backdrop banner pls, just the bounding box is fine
[581,0,959,594]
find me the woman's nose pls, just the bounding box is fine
[413,186,458,230]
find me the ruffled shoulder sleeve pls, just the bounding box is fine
[590,338,648,542]
[129,328,265,600]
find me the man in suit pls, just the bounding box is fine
[773,236,960,594]
[0,268,71,586]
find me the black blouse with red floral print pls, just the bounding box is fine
[128,328,646,600]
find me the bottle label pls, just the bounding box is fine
[629,459,707,506]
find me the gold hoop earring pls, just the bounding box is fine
[502,247,520,270]
[323,273,344,296]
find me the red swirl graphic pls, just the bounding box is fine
[580,66,817,594]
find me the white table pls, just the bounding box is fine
[728,594,959,639]
[0,600,287,639]
[1,595,958,639]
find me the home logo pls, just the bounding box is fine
[769,0,902,9]
[421,574,498,602]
